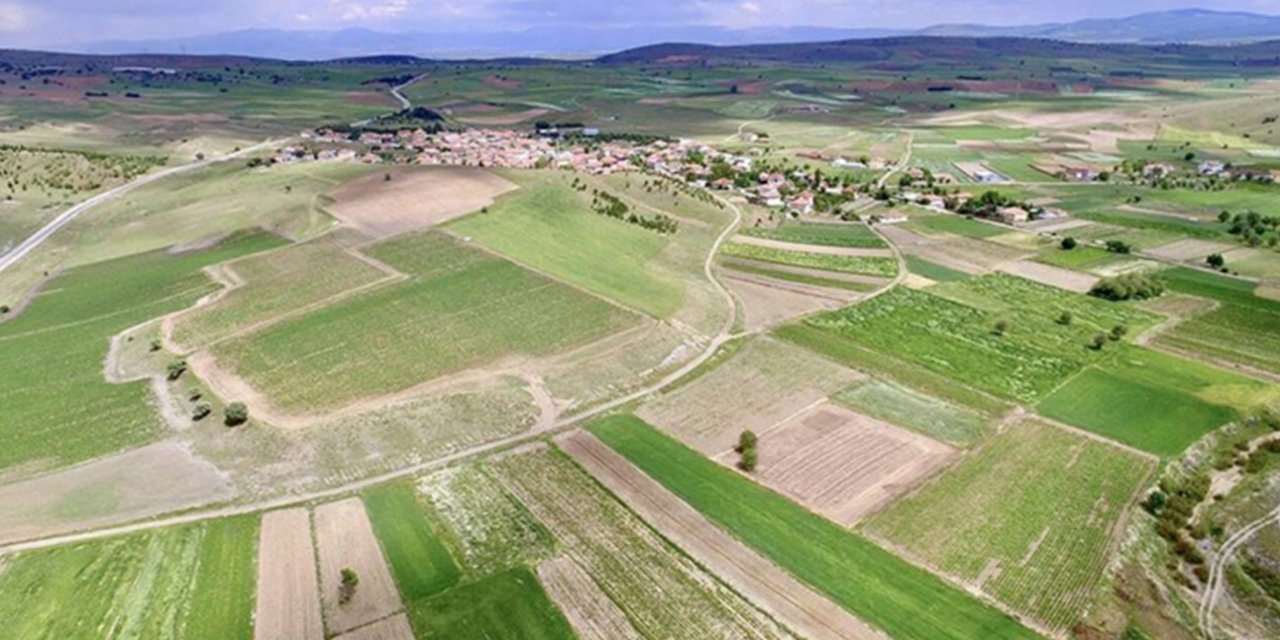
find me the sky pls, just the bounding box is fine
[3,0,1280,48]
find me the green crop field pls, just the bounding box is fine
[590,414,1039,640]
[740,221,886,248]
[363,481,463,601]
[721,259,880,291]
[780,274,1159,403]
[448,172,686,318]
[1155,267,1280,375]
[1036,245,1125,271]
[907,214,1009,239]
[0,231,283,475]
[409,566,575,640]
[835,379,991,446]
[866,420,1153,632]
[904,255,971,282]
[170,235,390,349]
[213,232,637,412]
[0,516,258,639]
[721,242,898,277]
[1038,346,1275,456]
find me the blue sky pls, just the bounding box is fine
[3,1,1280,47]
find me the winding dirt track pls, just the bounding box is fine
[1198,504,1280,639]
[558,430,886,640]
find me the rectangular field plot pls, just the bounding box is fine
[743,402,956,525]
[363,483,462,601]
[589,415,1038,640]
[212,232,637,413]
[865,420,1154,633]
[741,222,886,248]
[781,274,1159,403]
[538,557,644,640]
[490,446,795,640]
[1155,267,1280,376]
[638,336,864,455]
[0,516,259,640]
[1038,346,1275,457]
[314,498,404,635]
[408,566,574,640]
[170,235,393,349]
[0,231,283,475]
[721,242,898,277]
[255,509,323,640]
[834,379,990,447]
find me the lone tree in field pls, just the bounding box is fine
[1207,253,1225,269]
[739,447,758,472]
[192,403,212,422]
[224,401,249,427]
[737,429,759,472]
[339,568,360,605]
[1092,333,1108,350]
[1060,236,1077,250]
[1057,311,1073,326]
[736,429,758,454]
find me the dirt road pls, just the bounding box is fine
[1198,504,1280,639]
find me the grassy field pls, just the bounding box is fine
[780,274,1158,403]
[722,259,880,291]
[866,420,1153,632]
[1038,346,1275,456]
[906,214,1010,239]
[904,255,971,282]
[1155,267,1280,375]
[448,172,685,318]
[834,379,990,446]
[409,566,575,640]
[0,516,258,639]
[741,221,886,248]
[214,232,636,413]
[170,235,390,349]
[590,414,1039,640]
[721,242,898,276]
[1036,245,1126,271]
[363,482,463,601]
[0,231,283,475]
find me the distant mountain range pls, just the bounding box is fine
[68,9,1280,60]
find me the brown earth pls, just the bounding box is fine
[731,403,956,525]
[996,260,1099,293]
[558,430,887,640]
[333,614,415,640]
[254,508,324,640]
[328,167,517,238]
[483,75,523,91]
[314,498,404,634]
[538,556,645,640]
[721,271,857,332]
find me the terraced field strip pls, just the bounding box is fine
[741,222,887,248]
[560,430,886,640]
[334,614,415,640]
[866,420,1154,632]
[491,446,796,640]
[1155,267,1280,377]
[722,242,898,277]
[590,414,1039,640]
[538,556,644,640]
[732,234,894,257]
[995,260,1098,294]
[254,508,323,640]
[314,498,405,634]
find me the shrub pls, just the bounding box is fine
[739,447,758,472]
[166,359,188,381]
[149,339,162,352]
[339,567,360,604]
[1092,333,1108,350]
[1056,311,1073,326]
[224,401,249,426]
[192,403,212,422]
[736,429,758,453]
[0,304,9,314]
[1089,273,1164,301]
[993,319,1010,336]
[1060,236,1077,250]
[1104,239,1132,254]
[1110,324,1129,341]
[1207,253,1225,269]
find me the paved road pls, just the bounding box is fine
[0,141,276,275]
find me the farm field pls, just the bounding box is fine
[865,420,1154,633]
[0,516,259,640]
[589,414,1038,640]
[903,255,971,282]
[1037,345,1276,457]
[408,567,574,640]
[779,274,1159,403]
[0,231,283,476]
[834,379,991,446]
[905,213,1010,239]
[741,221,887,248]
[210,232,636,414]
[721,241,898,277]
[363,482,462,601]
[327,167,517,238]
[1154,267,1280,375]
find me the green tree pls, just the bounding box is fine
[737,429,758,454]
[1206,253,1225,269]
[166,359,188,381]
[1057,311,1073,326]
[192,403,212,422]
[1110,324,1129,341]
[1092,333,1108,350]
[739,447,758,472]
[993,319,1010,336]
[339,568,360,604]
[224,401,249,426]
[1060,236,1077,250]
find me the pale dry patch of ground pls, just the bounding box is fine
[996,260,1099,293]
[904,236,1033,275]
[559,431,887,640]
[255,508,324,640]
[722,271,858,332]
[902,273,938,289]
[538,556,645,640]
[1093,259,1161,278]
[731,403,956,526]
[333,615,415,640]
[638,337,864,455]
[731,234,894,257]
[328,167,516,238]
[1144,239,1238,262]
[1030,218,1093,234]
[1257,284,1280,302]
[313,498,405,635]
[0,441,235,544]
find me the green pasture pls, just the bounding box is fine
[1156,267,1280,375]
[740,221,886,248]
[904,256,971,282]
[409,567,575,640]
[906,214,1009,239]
[364,482,462,601]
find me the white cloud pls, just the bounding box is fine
[328,0,410,22]
[0,2,28,32]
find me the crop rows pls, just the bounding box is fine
[721,242,898,277]
[741,222,886,248]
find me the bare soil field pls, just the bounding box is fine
[1028,218,1092,234]
[255,508,324,640]
[1144,239,1237,262]
[905,237,1032,275]
[314,498,404,635]
[538,556,644,640]
[0,441,235,544]
[1257,284,1280,302]
[996,260,1099,293]
[334,614,415,640]
[637,337,864,455]
[328,167,516,238]
[737,403,956,525]
[559,430,887,640]
[732,235,894,258]
[722,271,857,332]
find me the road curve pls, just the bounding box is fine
[1198,504,1280,639]
[0,141,277,275]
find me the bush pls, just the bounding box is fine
[1060,236,1077,250]
[1206,253,1225,269]
[993,319,1010,336]
[1089,273,1165,301]
[339,567,360,604]
[166,359,188,381]
[149,339,162,352]
[1110,324,1129,341]
[1092,333,1108,350]
[0,304,9,315]
[1104,239,1133,254]
[192,403,212,422]
[739,447,758,472]
[1056,311,1073,326]
[224,401,249,426]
